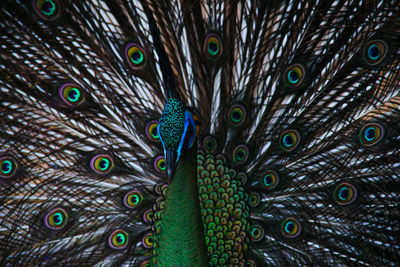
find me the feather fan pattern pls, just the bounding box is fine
[0,0,400,266]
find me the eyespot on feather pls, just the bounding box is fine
[153,155,166,173]
[279,129,300,152]
[363,40,388,65]
[124,42,146,70]
[32,0,61,20]
[203,33,223,60]
[283,64,306,87]
[58,83,86,107]
[0,155,18,179]
[108,229,129,250]
[281,217,301,238]
[90,154,114,175]
[333,183,357,205]
[359,123,384,147]
[44,207,68,230]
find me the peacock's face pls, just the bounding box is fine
[158,98,199,181]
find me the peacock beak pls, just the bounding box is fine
[165,148,177,183]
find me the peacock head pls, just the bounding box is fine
[158,98,199,182]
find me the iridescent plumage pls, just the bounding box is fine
[1,0,400,266]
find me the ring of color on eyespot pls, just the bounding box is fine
[203,136,217,153]
[284,64,305,87]
[359,123,384,147]
[123,190,143,208]
[124,43,146,70]
[143,209,153,223]
[237,172,247,184]
[141,232,154,248]
[228,104,246,126]
[0,156,17,179]
[203,33,223,59]
[108,229,129,250]
[59,83,85,107]
[153,155,166,173]
[363,40,388,65]
[145,120,160,142]
[232,144,249,164]
[281,217,301,238]
[44,208,68,230]
[279,129,300,152]
[248,192,260,207]
[261,170,279,190]
[333,182,357,205]
[33,0,60,20]
[90,154,114,175]
[250,225,264,242]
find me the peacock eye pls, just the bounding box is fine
[154,155,166,173]
[232,144,249,164]
[33,0,60,20]
[250,225,264,242]
[123,190,143,208]
[204,34,223,60]
[141,232,154,248]
[145,120,160,142]
[203,136,217,153]
[124,43,146,70]
[108,229,129,250]
[44,208,68,230]
[228,104,246,127]
[0,156,18,179]
[281,217,301,238]
[333,183,357,205]
[359,123,384,147]
[284,64,305,87]
[59,83,85,107]
[90,154,114,175]
[279,129,300,152]
[261,170,279,190]
[363,40,388,65]
[143,209,153,223]
[248,192,260,207]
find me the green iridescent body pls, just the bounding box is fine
[155,146,209,266]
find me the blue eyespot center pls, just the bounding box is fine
[41,0,56,15]
[338,187,349,200]
[232,111,241,120]
[288,70,299,83]
[68,88,80,102]
[1,160,12,174]
[264,175,272,185]
[53,213,62,225]
[364,127,376,141]
[116,234,125,244]
[208,42,218,53]
[99,159,109,170]
[131,51,143,64]
[285,222,294,233]
[151,128,158,138]
[283,135,293,147]
[252,228,259,236]
[368,44,380,60]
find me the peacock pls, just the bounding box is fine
[1,0,400,266]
